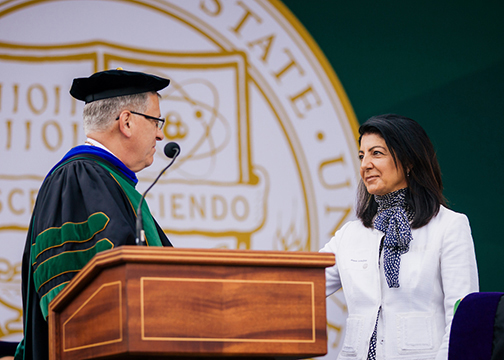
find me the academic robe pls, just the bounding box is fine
[15,145,172,360]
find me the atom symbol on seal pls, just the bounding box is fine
[160,78,232,179]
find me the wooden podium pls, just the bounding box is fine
[48,246,335,359]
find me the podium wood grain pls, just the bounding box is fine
[48,246,335,359]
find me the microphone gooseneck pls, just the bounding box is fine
[135,142,180,246]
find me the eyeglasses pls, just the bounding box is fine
[130,111,165,130]
[116,111,165,130]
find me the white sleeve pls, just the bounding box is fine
[435,213,479,360]
[320,230,343,297]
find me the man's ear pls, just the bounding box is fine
[117,111,133,138]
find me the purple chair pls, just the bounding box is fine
[0,341,17,357]
[448,292,504,360]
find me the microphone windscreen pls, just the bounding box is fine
[164,142,180,158]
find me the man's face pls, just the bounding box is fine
[129,93,164,172]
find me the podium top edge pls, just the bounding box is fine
[96,246,336,267]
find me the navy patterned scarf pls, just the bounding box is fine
[373,187,414,288]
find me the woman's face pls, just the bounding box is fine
[359,133,408,196]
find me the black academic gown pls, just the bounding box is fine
[16,146,171,360]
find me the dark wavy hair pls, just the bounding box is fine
[356,114,445,228]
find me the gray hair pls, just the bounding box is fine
[82,92,152,135]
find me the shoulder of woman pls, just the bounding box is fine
[427,205,471,229]
[331,219,376,243]
[338,218,368,233]
[437,205,468,219]
[320,219,370,252]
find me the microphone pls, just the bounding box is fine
[135,142,180,246]
[164,142,180,158]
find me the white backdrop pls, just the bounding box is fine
[0,0,360,357]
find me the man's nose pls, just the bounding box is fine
[156,127,165,141]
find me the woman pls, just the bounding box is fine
[320,114,479,360]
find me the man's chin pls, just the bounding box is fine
[145,157,154,169]
[134,159,154,173]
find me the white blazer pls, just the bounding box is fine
[320,206,479,360]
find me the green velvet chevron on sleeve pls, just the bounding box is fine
[31,212,114,318]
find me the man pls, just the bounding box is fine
[15,69,173,360]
